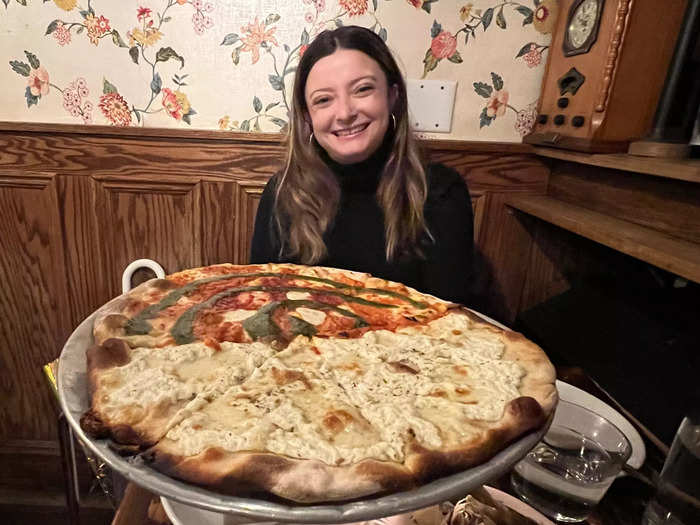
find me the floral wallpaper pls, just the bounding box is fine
[0,0,558,142]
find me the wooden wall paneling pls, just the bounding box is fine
[56,175,107,331]
[91,175,203,297]
[471,193,538,325]
[547,163,700,245]
[234,181,266,265]
[0,171,70,441]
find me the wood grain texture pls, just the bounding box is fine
[0,171,70,441]
[547,165,700,245]
[505,194,700,284]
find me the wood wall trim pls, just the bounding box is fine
[0,121,534,153]
[0,170,56,189]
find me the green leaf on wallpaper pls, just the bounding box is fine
[421,0,432,14]
[270,117,287,128]
[430,20,442,38]
[479,107,494,128]
[2,0,10,8]
[516,6,534,25]
[372,0,377,11]
[162,16,172,23]
[129,46,139,64]
[10,60,31,77]
[151,73,162,94]
[496,7,506,29]
[79,10,89,19]
[473,82,492,98]
[269,74,284,91]
[265,102,279,112]
[221,33,239,46]
[253,119,261,132]
[232,47,241,65]
[378,28,387,42]
[133,107,141,123]
[16,0,28,5]
[45,20,61,35]
[482,8,493,30]
[491,72,504,91]
[183,114,192,125]
[253,96,262,113]
[265,13,280,26]
[515,42,534,58]
[240,120,250,132]
[283,44,290,52]
[301,29,309,45]
[24,51,39,69]
[447,50,463,64]
[112,30,128,48]
[422,49,439,77]
[103,78,118,95]
[335,19,343,28]
[156,47,185,69]
[24,86,39,107]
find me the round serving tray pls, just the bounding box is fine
[58,297,550,524]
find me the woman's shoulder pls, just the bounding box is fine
[425,162,470,202]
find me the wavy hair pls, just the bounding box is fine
[275,25,430,264]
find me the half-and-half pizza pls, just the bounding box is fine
[80,263,557,503]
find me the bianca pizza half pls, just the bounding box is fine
[81,263,557,503]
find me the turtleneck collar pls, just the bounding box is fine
[319,132,393,194]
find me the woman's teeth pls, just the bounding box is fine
[335,123,368,136]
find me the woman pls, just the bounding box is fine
[250,25,473,305]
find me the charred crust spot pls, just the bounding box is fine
[87,338,130,370]
[452,365,468,376]
[387,360,420,374]
[80,410,109,439]
[507,396,545,425]
[428,389,448,398]
[271,367,312,390]
[100,313,128,331]
[322,409,355,434]
[455,387,471,395]
[112,424,144,445]
[452,329,462,335]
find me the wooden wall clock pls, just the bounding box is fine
[525,0,688,153]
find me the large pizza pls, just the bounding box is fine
[81,263,557,503]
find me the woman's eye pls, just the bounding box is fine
[313,97,331,105]
[356,85,374,93]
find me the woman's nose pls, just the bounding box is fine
[336,96,357,122]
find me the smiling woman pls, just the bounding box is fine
[250,25,474,306]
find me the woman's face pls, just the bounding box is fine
[304,48,397,165]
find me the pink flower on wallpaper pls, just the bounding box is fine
[53,21,72,46]
[161,88,192,121]
[486,90,509,117]
[339,0,368,17]
[299,44,309,57]
[28,67,50,96]
[99,92,132,126]
[240,17,278,64]
[85,14,111,45]
[430,31,457,60]
[137,7,152,21]
[406,0,423,7]
[522,44,542,68]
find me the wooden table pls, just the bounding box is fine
[111,366,666,525]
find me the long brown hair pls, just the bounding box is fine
[276,25,429,263]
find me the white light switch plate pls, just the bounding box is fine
[406,79,457,133]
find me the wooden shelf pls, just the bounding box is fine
[505,194,700,284]
[533,147,700,184]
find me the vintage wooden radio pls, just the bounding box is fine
[525,0,688,152]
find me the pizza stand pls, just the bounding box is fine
[57,262,551,524]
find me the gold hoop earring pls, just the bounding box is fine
[308,132,314,145]
[391,113,396,131]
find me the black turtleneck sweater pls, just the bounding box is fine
[249,143,474,305]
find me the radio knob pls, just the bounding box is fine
[557,97,569,108]
[554,115,566,126]
[538,114,548,124]
[572,116,585,127]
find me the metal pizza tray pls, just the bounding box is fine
[58,297,550,524]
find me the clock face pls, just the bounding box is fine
[568,0,599,49]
